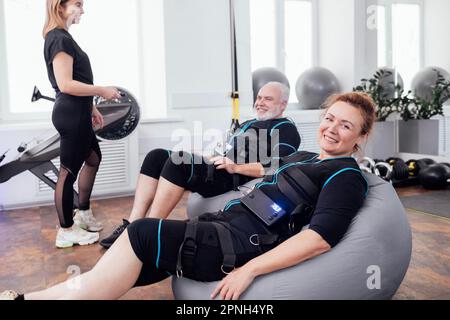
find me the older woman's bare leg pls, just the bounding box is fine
[25,231,142,300]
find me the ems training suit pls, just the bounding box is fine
[44,28,101,227]
[127,151,368,286]
[140,118,301,198]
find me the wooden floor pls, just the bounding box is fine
[0,188,449,300]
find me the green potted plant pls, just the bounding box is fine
[353,68,406,159]
[353,68,404,121]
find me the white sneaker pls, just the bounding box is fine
[0,290,20,300]
[73,209,104,232]
[55,224,100,248]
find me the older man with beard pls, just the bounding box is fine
[99,81,301,249]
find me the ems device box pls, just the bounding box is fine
[241,188,286,226]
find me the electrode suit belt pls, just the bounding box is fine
[176,166,319,278]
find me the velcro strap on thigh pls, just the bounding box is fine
[176,218,198,278]
[211,222,236,274]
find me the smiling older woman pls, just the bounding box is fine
[1,92,376,301]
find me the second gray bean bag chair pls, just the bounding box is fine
[172,174,412,300]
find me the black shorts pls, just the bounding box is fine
[126,208,269,287]
[140,149,252,197]
[127,218,224,286]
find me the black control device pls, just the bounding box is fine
[241,188,287,227]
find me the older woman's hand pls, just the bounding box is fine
[210,266,256,300]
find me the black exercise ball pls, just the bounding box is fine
[418,164,450,190]
[252,67,290,102]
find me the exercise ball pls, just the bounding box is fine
[252,67,290,102]
[418,164,450,190]
[174,174,412,300]
[376,67,404,99]
[411,67,450,103]
[295,67,340,109]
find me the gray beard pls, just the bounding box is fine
[253,108,281,121]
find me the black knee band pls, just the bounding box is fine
[140,149,171,179]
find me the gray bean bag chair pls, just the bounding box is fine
[172,174,412,300]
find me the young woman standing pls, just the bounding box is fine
[43,0,121,248]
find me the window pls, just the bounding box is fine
[0,0,166,120]
[284,0,313,100]
[3,0,51,115]
[392,3,421,90]
[376,0,423,90]
[249,0,277,70]
[250,0,315,102]
[376,5,387,67]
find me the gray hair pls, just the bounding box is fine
[260,81,290,103]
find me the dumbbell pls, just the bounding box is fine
[374,161,393,182]
[405,158,436,178]
[359,157,378,175]
[386,158,409,182]
[359,157,393,182]
[418,163,450,190]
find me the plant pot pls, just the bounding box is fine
[398,119,440,155]
[365,121,396,160]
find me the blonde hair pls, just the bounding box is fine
[42,0,69,38]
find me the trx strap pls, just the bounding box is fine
[229,0,240,135]
[229,0,240,190]
[176,218,198,278]
[204,0,241,186]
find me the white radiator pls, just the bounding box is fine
[295,121,321,154]
[37,133,139,198]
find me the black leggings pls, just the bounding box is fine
[140,149,252,197]
[127,207,269,287]
[52,94,102,228]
